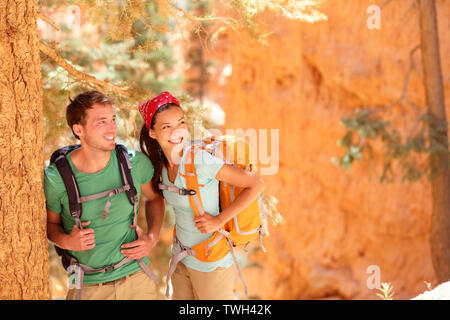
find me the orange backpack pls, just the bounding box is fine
[160,135,267,297]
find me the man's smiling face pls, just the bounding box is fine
[74,103,118,152]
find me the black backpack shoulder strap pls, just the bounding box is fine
[50,144,83,229]
[115,144,140,228]
[115,144,138,205]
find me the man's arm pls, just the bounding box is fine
[120,180,165,260]
[47,208,95,251]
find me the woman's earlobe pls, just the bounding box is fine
[148,129,156,140]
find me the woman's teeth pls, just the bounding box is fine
[169,137,183,144]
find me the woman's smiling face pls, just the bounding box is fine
[149,105,188,161]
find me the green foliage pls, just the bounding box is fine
[216,0,327,44]
[332,107,450,183]
[260,194,284,227]
[229,0,326,21]
[40,1,184,158]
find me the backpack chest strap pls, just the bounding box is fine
[158,183,196,196]
[79,184,132,221]
[159,182,205,217]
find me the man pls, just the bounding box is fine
[45,91,165,300]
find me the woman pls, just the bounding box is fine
[138,91,265,300]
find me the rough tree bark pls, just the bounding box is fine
[0,1,50,299]
[418,0,450,283]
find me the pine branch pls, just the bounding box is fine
[37,12,60,31]
[168,1,223,23]
[372,44,421,116]
[39,41,131,97]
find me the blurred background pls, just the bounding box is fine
[37,0,449,300]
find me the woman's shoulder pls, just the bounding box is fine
[190,149,225,179]
[193,149,223,165]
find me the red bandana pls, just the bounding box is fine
[139,91,180,129]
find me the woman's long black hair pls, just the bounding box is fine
[139,103,181,193]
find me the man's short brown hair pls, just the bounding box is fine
[66,91,113,139]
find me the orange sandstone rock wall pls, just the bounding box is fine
[204,0,449,299]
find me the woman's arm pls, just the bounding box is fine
[194,164,265,233]
[141,180,166,238]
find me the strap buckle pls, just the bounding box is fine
[71,211,79,218]
[103,265,115,273]
[115,184,131,196]
[179,188,196,196]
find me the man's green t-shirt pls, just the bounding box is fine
[44,148,154,284]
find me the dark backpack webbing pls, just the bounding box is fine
[51,145,83,229]
[115,144,138,208]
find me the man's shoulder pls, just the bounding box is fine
[44,162,63,184]
[43,161,67,197]
[118,146,153,183]
[121,147,150,166]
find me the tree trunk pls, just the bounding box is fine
[418,0,450,283]
[0,1,49,299]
